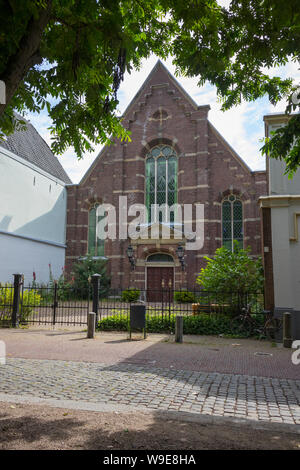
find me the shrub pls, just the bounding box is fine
[97,314,129,331]
[21,289,42,322]
[0,283,42,323]
[48,265,72,301]
[97,312,264,338]
[197,242,264,293]
[196,242,264,312]
[174,290,196,303]
[121,288,140,302]
[70,255,110,299]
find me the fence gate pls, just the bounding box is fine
[20,282,91,326]
[0,274,92,327]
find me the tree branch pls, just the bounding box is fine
[0,0,52,117]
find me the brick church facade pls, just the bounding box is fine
[66,61,267,292]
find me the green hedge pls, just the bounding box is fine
[0,283,42,323]
[97,313,265,337]
[174,291,196,303]
[98,314,129,331]
[121,289,140,302]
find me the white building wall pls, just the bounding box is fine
[268,121,300,196]
[0,233,65,284]
[262,115,300,338]
[271,204,296,309]
[0,147,68,284]
[289,206,300,312]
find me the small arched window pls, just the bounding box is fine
[145,145,177,223]
[222,194,243,251]
[147,253,174,263]
[88,204,105,256]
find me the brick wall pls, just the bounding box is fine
[66,61,267,289]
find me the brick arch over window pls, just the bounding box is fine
[142,246,176,260]
[217,188,249,203]
[221,194,243,252]
[82,194,102,211]
[147,253,174,263]
[140,136,181,159]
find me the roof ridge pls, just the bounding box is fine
[0,113,72,184]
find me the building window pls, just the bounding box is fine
[147,253,174,263]
[88,204,104,256]
[222,194,243,251]
[145,145,177,223]
[152,109,168,125]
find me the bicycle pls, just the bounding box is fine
[230,304,262,337]
[263,312,283,341]
[230,306,282,340]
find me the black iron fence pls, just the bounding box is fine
[0,283,15,326]
[0,274,264,328]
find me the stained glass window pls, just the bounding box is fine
[222,195,243,251]
[88,204,105,256]
[145,145,177,223]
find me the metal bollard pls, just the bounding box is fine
[175,316,183,343]
[283,312,293,348]
[87,312,96,339]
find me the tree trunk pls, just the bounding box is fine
[0,0,52,118]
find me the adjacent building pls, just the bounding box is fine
[260,113,300,339]
[0,116,71,284]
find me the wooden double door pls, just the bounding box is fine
[147,267,174,302]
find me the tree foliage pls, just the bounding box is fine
[1,0,300,171]
[0,0,171,157]
[196,242,264,294]
[169,0,300,176]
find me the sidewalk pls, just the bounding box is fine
[0,328,299,379]
[0,328,299,432]
[1,356,299,425]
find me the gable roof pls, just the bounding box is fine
[122,60,200,118]
[79,60,206,185]
[0,115,72,184]
[79,60,258,185]
[208,122,252,174]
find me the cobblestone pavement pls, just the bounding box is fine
[1,358,300,425]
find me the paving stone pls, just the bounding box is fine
[0,358,299,426]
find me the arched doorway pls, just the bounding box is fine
[146,253,174,301]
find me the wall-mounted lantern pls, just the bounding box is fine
[176,244,185,271]
[126,244,136,270]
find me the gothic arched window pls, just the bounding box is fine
[145,145,177,223]
[88,204,105,256]
[222,194,243,251]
